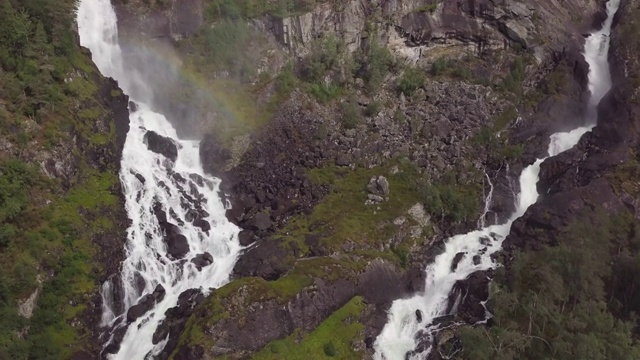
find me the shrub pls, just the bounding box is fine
[431,57,448,76]
[323,341,337,357]
[397,66,426,95]
[340,100,361,129]
[365,101,381,117]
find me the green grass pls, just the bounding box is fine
[251,296,366,360]
[414,3,438,13]
[273,163,424,256]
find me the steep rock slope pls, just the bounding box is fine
[0,0,129,358]
[101,0,619,359]
[446,0,640,358]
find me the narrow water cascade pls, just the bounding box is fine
[77,0,242,358]
[373,0,620,358]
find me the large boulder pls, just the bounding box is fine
[126,284,166,323]
[144,130,178,161]
[160,221,190,259]
[245,212,272,231]
[191,252,214,271]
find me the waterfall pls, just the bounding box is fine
[373,0,620,358]
[77,1,242,358]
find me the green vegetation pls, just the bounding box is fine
[421,172,481,223]
[340,98,362,129]
[397,66,426,96]
[472,106,523,163]
[498,56,526,95]
[357,36,395,93]
[0,0,125,357]
[277,163,425,255]
[460,209,640,359]
[251,296,365,359]
[414,3,438,13]
[202,20,256,79]
[431,56,472,80]
[172,259,368,357]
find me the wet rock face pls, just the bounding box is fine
[144,130,178,161]
[199,134,231,178]
[191,252,214,270]
[126,284,166,323]
[152,289,205,358]
[160,221,190,259]
[181,260,419,358]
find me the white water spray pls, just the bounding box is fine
[374,1,620,358]
[77,1,242,358]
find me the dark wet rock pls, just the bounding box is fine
[193,218,211,233]
[133,271,147,297]
[415,309,423,323]
[449,272,490,324]
[238,230,256,246]
[126,284,166,323]
[172,172,187,183]
[160,221,189,259]
[174,344,205,360]
[246,212,272,231]
[133,172,145,184]
[200,134,231,178]
[189,173,205,187]
[153,202,167,224]
[152,289,205,358]
[191,252,214,270]
[473,255,481,265]
[233,240,289,280]
[144,130,178,162]
[451,252,465,272]
[103,325,128,354]
[169,208,185,226]
[128,101,137,112]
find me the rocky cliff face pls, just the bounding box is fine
[102,0,623,358]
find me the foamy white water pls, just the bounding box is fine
[374,1,620,358]
[77,1,242,358]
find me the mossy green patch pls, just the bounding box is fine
[275,162,424,256]
[251,296,366,360]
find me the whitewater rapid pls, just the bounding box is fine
[374,0,620,358]
[78,0,242,358]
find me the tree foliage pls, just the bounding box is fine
[460,210,640,359]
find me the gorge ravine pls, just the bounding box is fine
[373,0,621,358]
[77,0,242,358]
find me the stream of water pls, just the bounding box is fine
[77,1,242,358]
[374,0,620,358]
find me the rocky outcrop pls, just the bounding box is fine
[152,289,205,359]
[266,0,601,64]
[144,130,179,161]
[127,284,167,323]
[175,259,426,358]
[111,0,204,41]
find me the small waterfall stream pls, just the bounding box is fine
[77,0,242,358]
[374,0,620,358]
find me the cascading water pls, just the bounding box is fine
[77,0,242,358]
[374,0,620,358]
